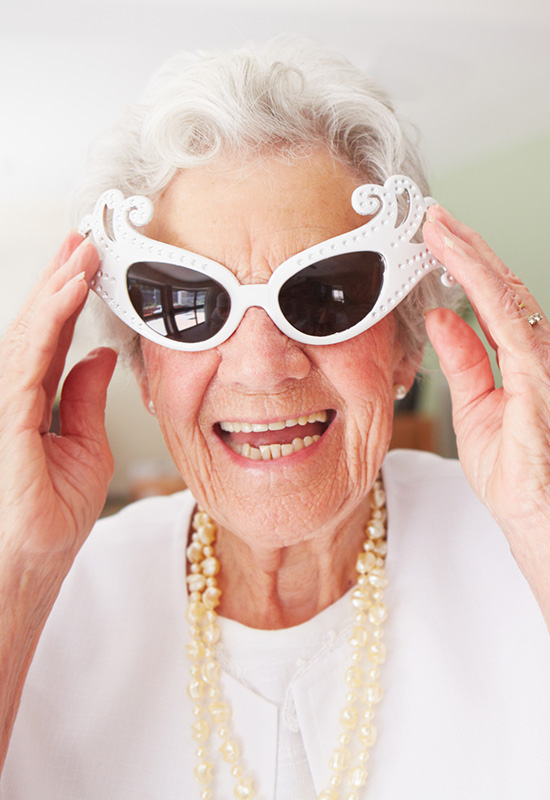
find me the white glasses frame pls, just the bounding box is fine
[79,174,454,352]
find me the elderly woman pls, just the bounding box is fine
[1,40,550,800]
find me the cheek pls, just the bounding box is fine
[311,324,397,403]
[141,343,220,426]
[312,325,398,468]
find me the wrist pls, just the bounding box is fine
[0,546,75,771]
[0,543,75,630]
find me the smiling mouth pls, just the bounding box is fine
[215,409,334,461]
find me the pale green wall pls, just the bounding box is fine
[430,129,550,314]
[418,130,550,455]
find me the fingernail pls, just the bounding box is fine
[74,270,87,283]
[73,234,93,251]
[443,236,455,250]
[423,306,437,318]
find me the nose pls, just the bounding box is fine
[216,308,311,390]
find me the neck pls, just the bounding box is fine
[212,496,372,629]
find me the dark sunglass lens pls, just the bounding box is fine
[279,252,385,337]
[127,262,230,343]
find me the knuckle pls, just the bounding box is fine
[506,271,525,290]
[499,283,523,315]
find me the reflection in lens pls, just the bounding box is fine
[127,261,230,343]
[279,252,385,336]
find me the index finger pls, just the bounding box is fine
[426,204,523,287]
[423,217,546,363]
[1,239,99,415]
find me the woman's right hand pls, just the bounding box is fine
[0,232,117,571]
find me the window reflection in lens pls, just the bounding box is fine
[127,252,385,344]
[127,262,230,343]
[278,252,385,336]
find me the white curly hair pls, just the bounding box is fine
[74,36,461,366]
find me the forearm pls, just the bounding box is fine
[0,547,72,772]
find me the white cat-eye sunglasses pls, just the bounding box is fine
[79,174,454,352]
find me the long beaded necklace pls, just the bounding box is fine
[186,475,388,800]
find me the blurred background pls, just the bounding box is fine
[1,0,549,507]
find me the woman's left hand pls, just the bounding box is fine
[423,206,550,628]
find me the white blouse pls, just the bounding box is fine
[2,450,550,799]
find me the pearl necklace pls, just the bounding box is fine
[186,475,388,800]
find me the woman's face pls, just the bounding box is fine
[137,151,416,548]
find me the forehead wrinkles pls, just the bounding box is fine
[228,223,345,285]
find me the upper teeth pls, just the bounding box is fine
[219,410,327,433]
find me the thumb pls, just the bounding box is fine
[425,308,495,417]
[60,348,118,451]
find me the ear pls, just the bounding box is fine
[391,344,422,395]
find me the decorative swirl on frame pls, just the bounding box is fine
[351,174,454,287]
[351,175,427,238]
[117,195,154,230]
[79,190,154,252]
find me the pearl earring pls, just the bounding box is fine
[148,400,156,415]
[393,384,407,400]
